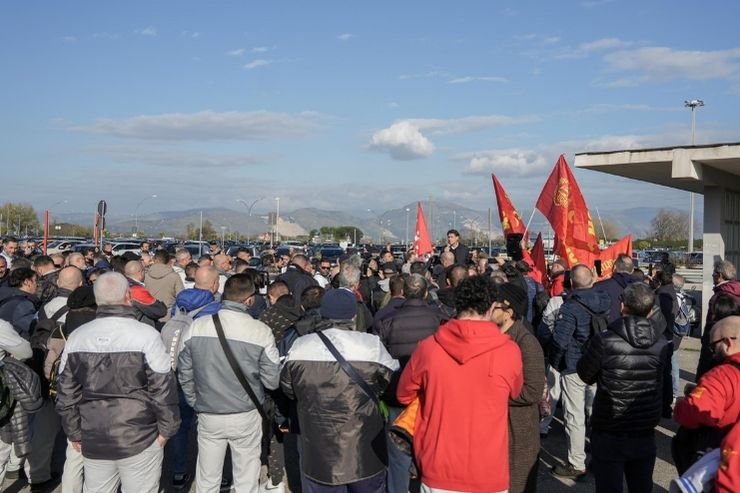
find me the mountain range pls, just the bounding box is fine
[50,202,698,242]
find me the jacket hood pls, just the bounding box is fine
[570,287,611,314]
[295,309,332,336]
[272,294,302,320]
[0,286,38,306]
[174,288,215,312]
[146,263,175,280]
[67,285,96,309]
[715,279,740,297]
[611,272,638,289]
[433,318,510,364]
[610,315,661,349]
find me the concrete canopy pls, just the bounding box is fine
[574,142,740,194]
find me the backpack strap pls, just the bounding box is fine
[315,330,380,407]
[212,313,268,421]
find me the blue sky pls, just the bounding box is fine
[2,0,738,219]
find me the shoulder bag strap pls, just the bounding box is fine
[315,330,379,407]
[212,313,268,421]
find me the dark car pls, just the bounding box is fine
[318,247,344,263]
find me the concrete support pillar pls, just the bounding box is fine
[702,186,725,327]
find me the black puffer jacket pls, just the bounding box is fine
[0,357,43,457]
[577,315,670,433]
[378,298,441,407]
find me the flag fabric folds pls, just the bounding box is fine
[413,202,433,257]
[535,155,600,268]
[492,174,526,236]
[598,235,633,278]
[522,232,547,285]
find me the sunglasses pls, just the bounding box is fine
[709,336,737,353]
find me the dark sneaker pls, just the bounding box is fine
[172,473,190,490]
[552,463,587,480]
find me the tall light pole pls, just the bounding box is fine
[237,197,264,244]
[405,208,411,246]
[134,194,157,238]
[275,197,280,246]
[220,226,227,247]
[685,99,704,254]
[453,210,457,231]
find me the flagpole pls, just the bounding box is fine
[595,207,607,243]
[488,207,492,253]
[523,208,537,241]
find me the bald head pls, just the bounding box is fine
[124,260,145,281]
[214,254,232,273]
[57,266,84,291]
[571,264,594,289]
[710,316,740,357]
[66,252,87,270]
[195,266,220,293]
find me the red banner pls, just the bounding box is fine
[492,174,526,236]
[535,155,600,268]
[598,235,633,278]
[414,202,433,257]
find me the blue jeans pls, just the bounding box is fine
[386,407,412,493]
[671,336,683,397]
[170,385,194,475]
[303,470,386,493]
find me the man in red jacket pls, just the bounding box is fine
[397,275,523,493]
[674,315,740,492]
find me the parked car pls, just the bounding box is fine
[46,239,85,254]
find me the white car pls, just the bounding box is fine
[46,240,85,255]
[110,242,142,256]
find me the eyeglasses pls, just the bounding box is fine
[709,336,737,353]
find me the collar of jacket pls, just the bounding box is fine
[96,304,138,319]
[56,288,73,298]
[325,319,356,331]
[221,300,248,314]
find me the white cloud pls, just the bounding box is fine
[91,147,271,169]
[458,131,683,177]
[337,33,353,41]
[61,36,77,43]
[603,46,740,83]
[448,76,509,84]
[408,115,537,135]
[68,110,321,141]
[227,48,245,57]
[544,36,561,45]
[459,149,550,176]
[369,122,436,160]
[181,31,200,38]
[252,46,269,53]
[369,115,534,160]
[244,59,272,69]
[136,26,158,37]
[556,37,632,59]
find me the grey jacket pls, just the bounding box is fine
[178,302,280,414]
[55,305,180,460]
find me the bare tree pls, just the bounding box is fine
[650,209,689,241]
[600,219,620,241]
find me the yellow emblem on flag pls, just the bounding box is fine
[554,177,569,207]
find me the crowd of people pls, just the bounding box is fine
[0,231,738,493]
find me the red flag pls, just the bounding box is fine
[491,174,526,236]
[598,235,633,278]
[535,155,600,268]
[414,202,433,257]
[521,233,547,285]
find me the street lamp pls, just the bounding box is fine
[405,208,411,246]
[684,99,704,254]
[236,197,264,244]
[134,194,157,238]
[275,197,280,246]
[220,226,227,247]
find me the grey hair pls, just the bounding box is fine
[338,262,361,288]
[614,254,634,274]
[715,259,737,281]
[175,249,192,262]
[672,273,685,290]
[571,264,594,289]
[404,273,428,300]
[93,272,130,306]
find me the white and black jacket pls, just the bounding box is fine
[281,322,399,485]
[178,301,281,414]
[55,305,180,460]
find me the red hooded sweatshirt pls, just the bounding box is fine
[674,352,740,493]
[397,318,523,493]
